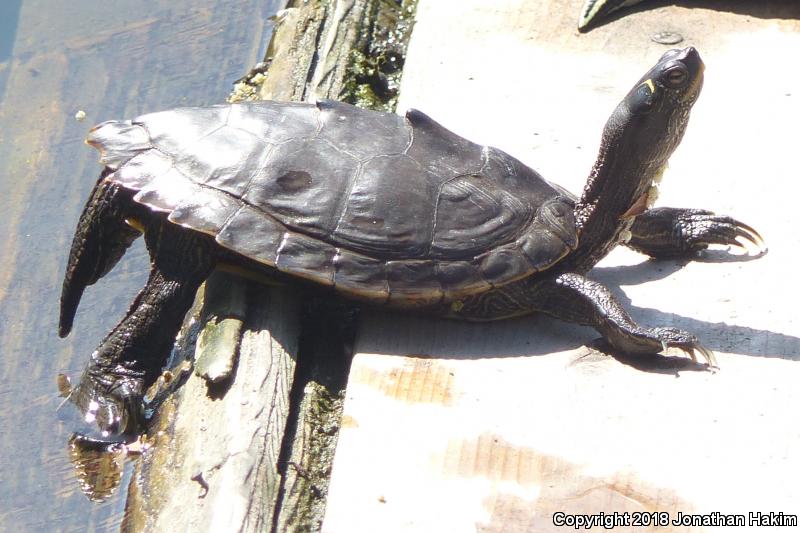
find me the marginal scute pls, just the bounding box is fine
[168,187,240,235]
[216,205,286,267]
[227,101,319,142]
[333,250,389,303]
[317,99,409,160]
[517,230,570,271]
[244,137,359,239]
[476,245,532,286]
[132,167,202,213]
[437,261,491,300]
[386,260,443,306]
[87,121,151,170]
[405,108,484,177]
[114,150,174,190]
[276,232,336,285]
[515,198,577,270]
[334,154,437,258]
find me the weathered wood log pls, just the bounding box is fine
[122,1,416,531]
[122,275,301,532]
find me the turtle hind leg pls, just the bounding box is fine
[71,218,216,436]
[60,172,142,337]
[625,207,766,259]
[528,272,716,367]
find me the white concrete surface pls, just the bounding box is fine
[324,1,800,531]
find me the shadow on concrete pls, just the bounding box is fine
[357,252,798,366]
[592,259,800,362]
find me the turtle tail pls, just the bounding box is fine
[59,171,142,338]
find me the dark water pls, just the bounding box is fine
[0,0,279,529]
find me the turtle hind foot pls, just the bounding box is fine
[578,0,647,32]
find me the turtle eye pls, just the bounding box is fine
[663,65,689,88]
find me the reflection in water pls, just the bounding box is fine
[59,360,184,503]
[68,434,149,503]
[0,0,278,530]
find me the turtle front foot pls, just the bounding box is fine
[627,207,766,258]
[531,272,717,368]
[605,324,716,368]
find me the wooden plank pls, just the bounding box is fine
[323,1,800,531]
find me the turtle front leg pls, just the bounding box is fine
[625,207,765,258]
[70,219,215,437]
[528,272,716,366]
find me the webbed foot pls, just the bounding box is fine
[627,207,766,258]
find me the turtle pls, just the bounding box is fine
[578,0,648,31]
[60,47,764,436]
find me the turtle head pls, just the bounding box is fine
[611,47,704,169]
[573,48,704,265]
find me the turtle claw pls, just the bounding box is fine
[669,341,717,368]
[683,211,766,256]
[731,221,766,254]
[65,369,145,439]
[650,326,717,368]
[687,343,717,368]
[671,339,717,368]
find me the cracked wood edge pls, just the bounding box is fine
[258,0,374,103]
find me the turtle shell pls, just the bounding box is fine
[87,100,577,307]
